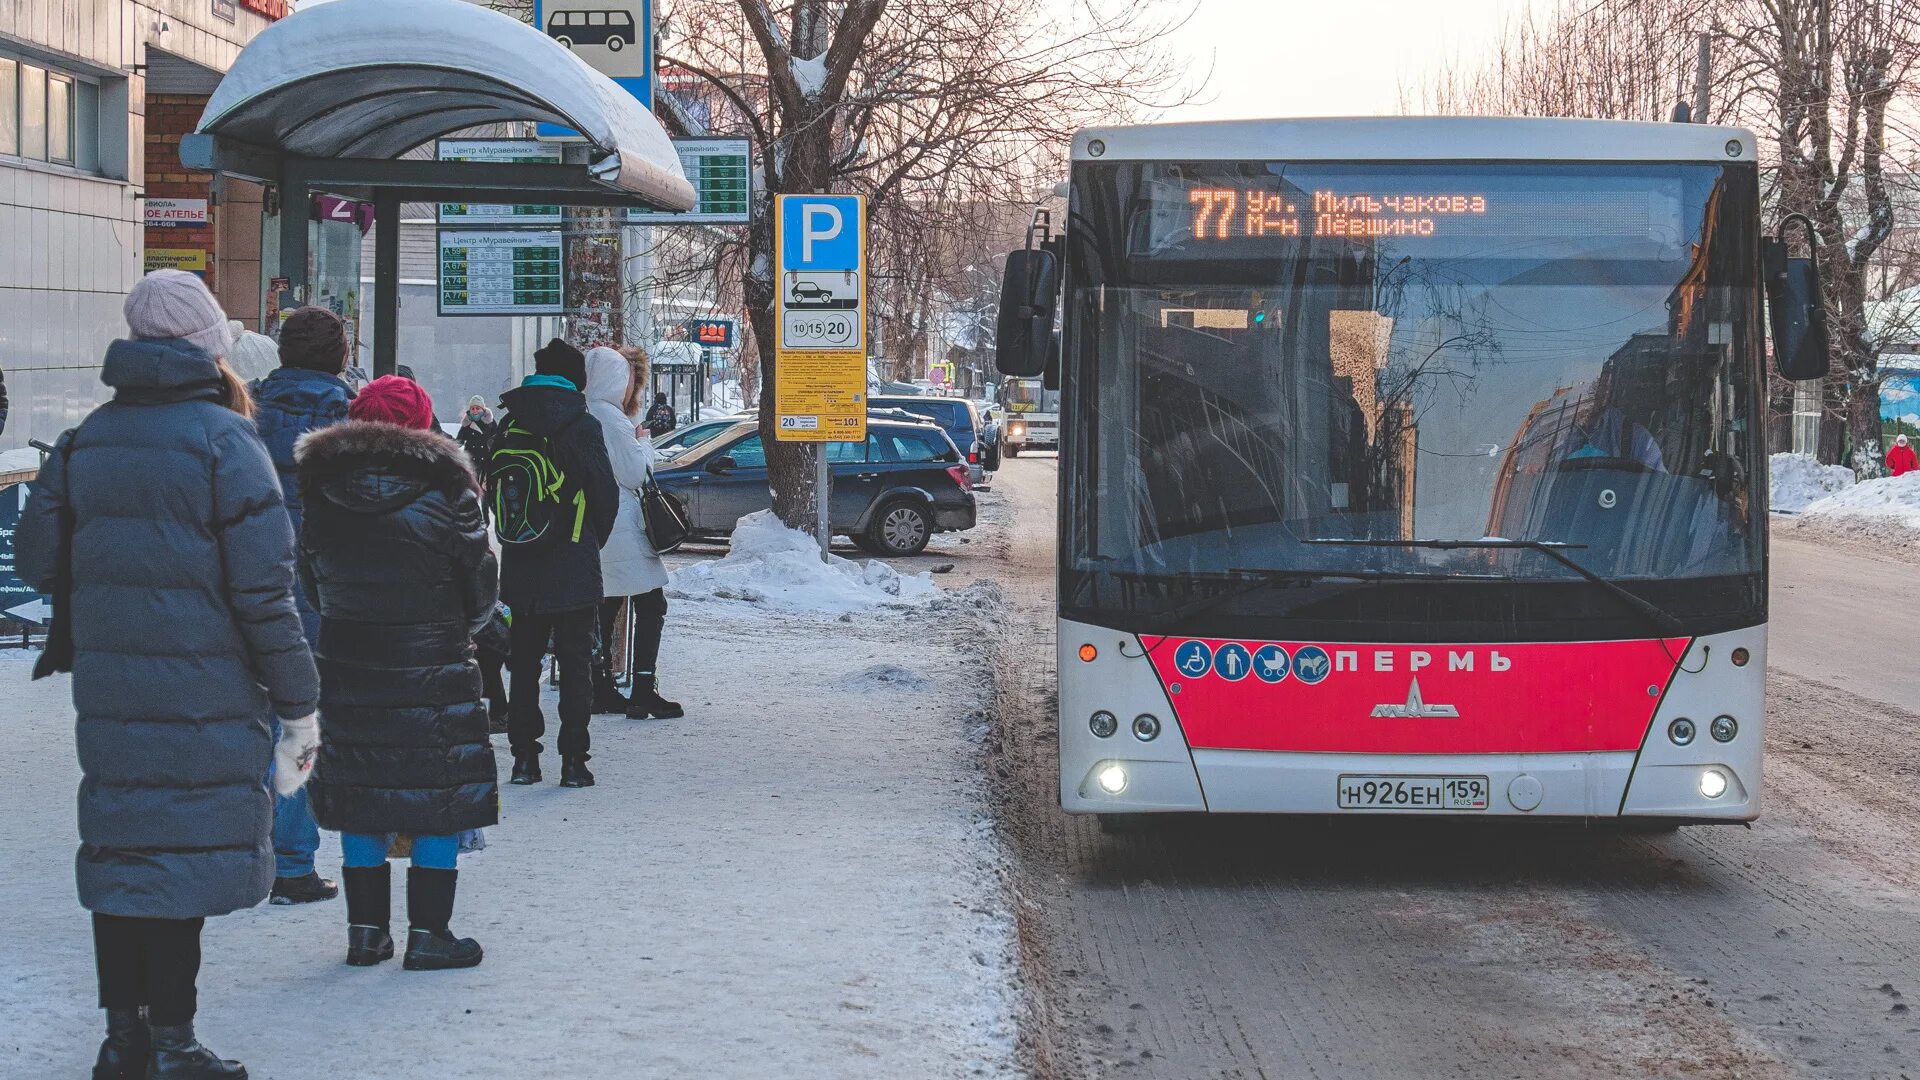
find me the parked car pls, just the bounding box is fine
[654,417,739,460]
[868,395,989,485]
[652,418,976,556]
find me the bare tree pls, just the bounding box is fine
[660,0,1192,529]
[1411,0,1920,471]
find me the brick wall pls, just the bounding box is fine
[144,94,216,291]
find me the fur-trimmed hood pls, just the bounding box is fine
[295,420,477,514]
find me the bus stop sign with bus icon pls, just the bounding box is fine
[534,0,652,134]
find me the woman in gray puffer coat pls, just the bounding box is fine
[17,270,319,1080]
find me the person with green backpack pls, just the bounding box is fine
[491,340,618,789]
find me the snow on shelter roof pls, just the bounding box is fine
[196,0,694,212]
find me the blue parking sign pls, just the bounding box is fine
[780,195,862,271]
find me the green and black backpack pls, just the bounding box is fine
[488,420,588,547]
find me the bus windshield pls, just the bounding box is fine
[1002,378,1059,413]
[1064,160,1765,638]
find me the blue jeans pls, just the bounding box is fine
[341,832,459,870]
[272,788,321,878]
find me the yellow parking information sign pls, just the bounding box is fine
[774,194,866,443]
[774,352,866,440]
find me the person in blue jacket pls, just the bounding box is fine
[249,306,354,907]
[18,269,320,1080]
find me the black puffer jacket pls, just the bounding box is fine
[296,421,500,837]
[492,382,617,615]
[16,337,318,919]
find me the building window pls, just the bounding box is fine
[20,63,45,161]
[0,58,15,156]
[1,52,118,177]
[48,73,71,164]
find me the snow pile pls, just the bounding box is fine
[0,446,43,475]
[668,510,937,612]
[1770,452,1855,512]
[1802,472,1920,527]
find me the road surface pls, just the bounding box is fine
[982,458,1920,1080]
[1770,535,1920,710]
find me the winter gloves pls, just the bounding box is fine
[273,714,321,796]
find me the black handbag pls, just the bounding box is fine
[639,473,691,553]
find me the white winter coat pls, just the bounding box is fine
[584,347,669,596]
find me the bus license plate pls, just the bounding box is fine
[1337,774,1490,811]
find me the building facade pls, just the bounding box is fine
[0,0,283,451]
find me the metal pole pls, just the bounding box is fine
[372,190,400,378]
[276,167,310,317]
[1694,32,1712,124]
[814,446,830,563]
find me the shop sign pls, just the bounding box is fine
[687,317,736,349]
[311,195,375,235]
[146,198,208,227]
[211,0,236,23]
[145,249,208,276]
[239,0,292,19]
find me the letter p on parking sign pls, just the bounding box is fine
[781,195,861,271]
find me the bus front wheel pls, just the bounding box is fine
[607,36,625,51]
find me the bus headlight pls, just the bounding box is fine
[1096,763,1128,794]
[1132,714,1161,742]
[1699,768,1729,799]
[1089,711,1118,738]
[1710,715,1738,742]
[1668,717,1696,746]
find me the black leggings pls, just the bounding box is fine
[596,590,668,679]
[93,913,204,1024]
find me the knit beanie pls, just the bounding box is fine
[533,338,586,392]
[225,321,281,381]
[348,375,436,430]
[279,307,349,374]
[124,269,229,358]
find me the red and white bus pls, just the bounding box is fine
[994,117,1828,828]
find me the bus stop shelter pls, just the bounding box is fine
[178,0,696,376]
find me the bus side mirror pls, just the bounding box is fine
[1764,217,1830,381]
[996,248,1058,377]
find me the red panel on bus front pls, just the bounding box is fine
[1140,637,1690,755]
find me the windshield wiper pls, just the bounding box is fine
[1304,538,1686,639]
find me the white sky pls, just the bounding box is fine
[1154,0,1559,121]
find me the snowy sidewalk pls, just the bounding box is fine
[0,581,1020,1078]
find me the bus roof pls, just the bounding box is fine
[1071,116,1757,165]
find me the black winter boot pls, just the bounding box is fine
[147,1023,245,1079]
[592,666,629,714]
[93,1007,149,1080]
[342,864,394,966]
[559,754,595,788]
[403,867,483,971]
[509,753,542,785]
[625,675,684,720]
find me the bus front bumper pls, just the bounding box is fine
[1057,619,1764,822]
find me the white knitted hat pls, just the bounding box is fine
[124,269,229,358]
[225,321,281,381]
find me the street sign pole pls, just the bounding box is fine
[815,448,830,563]
[773,193,868,563]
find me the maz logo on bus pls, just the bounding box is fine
[1167,640,1516,683]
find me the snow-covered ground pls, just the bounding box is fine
[1783,469,1920,557]
[0,569,1021,1077]
[668,511,938,613]
[1769,451,1855,513]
